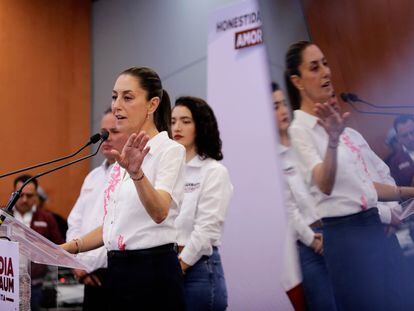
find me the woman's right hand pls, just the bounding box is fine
[60,241,75,254]
[310,232,323,254]
[314,102,350,143]
[110,131,150,178]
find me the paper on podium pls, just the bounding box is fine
[397,198,414,221]
[0,209,90,270]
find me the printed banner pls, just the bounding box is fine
[0,240,19,311]
[207,0,291,309]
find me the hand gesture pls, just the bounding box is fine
[110,131,150,178]
[314,102,350,142]
[310,232,323,254]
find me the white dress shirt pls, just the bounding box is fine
[103,131,186,251]
[15,206,35,227]
[279,144,319,246]
[67,160,113,272]
[289,110,378,218]
[354,132,402,223]
[175,156,233,266]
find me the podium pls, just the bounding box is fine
[0,209,89,310]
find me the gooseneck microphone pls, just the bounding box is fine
[340,92,414,109]
[0,134,108,226]
[0,130,109,179]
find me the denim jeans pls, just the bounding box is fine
[183,248,228,311]
[298,228,337,311]
[323,208,405,311]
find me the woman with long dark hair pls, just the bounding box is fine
[62,67,186,310]
[273,82,337,311]
[285,41,413,310]
[172,96,233,311]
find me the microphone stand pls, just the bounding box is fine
[0,132,104,179]
[0,138,106,226]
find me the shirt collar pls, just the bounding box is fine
[146,131,169,156]
[293,110,319,129]
[15,205,35,217]
[186,155,205,168]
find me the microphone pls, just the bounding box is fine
[341,92,414,109]
[0,130,109,179]
[0,138,107,225]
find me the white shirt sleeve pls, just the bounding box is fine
[284,187,315,246]
[66,178,89,241]
[357,132,402,222]
[154,144,186,207]
[180,165,233,266]
[289,126,323,183]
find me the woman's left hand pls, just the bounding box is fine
[179,257,191,274]
[111,131,150,178]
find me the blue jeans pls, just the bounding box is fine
[298,228,337,311]
[183,248,227,311]
[323,208,405,311]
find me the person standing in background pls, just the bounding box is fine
[389,115,414,187]
[66,108,129,310]
[13,174,63,311]
[172,96,233,311]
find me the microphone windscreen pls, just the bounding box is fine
[101,130,109,141]
[348,93,359,102]
[90,133,102,144]
[340,92,349,102]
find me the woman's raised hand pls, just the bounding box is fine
[110,131,150,178]
[314,102,350,142]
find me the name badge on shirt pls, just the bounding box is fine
[184,182,200,193]
[283,166,296,176]
[33,221,48,228]
[398,161,411,170]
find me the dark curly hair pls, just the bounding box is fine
[284,40,313,111]
[174,96,223,160]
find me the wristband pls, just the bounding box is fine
[131,171,145,181]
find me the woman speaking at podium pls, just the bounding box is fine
[62,67,186,310]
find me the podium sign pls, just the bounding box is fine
[0,240,19,311]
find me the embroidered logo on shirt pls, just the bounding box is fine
[398,161,410,170]
[184,182,200,193]
[33,221,47,228]
[283,166,296,176]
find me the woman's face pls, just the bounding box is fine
[111,74,152,134]
[293,44,333,104]
[171,105,196,151]
[272,90,291,132]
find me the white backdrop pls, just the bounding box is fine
[207,1,292,309]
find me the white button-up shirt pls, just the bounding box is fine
[289,110,378,218]
[175,156,233,266]
[103,131,186,251]
[353,131,402,223]
[279,144,319,246]
[67,160,113,272]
